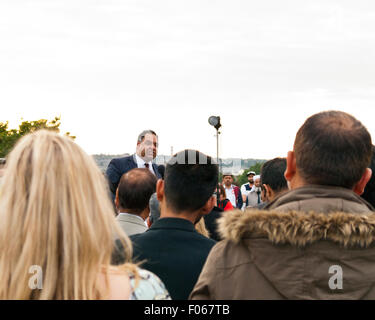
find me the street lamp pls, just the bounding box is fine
[208,116,221,206]
[208,116,221,131]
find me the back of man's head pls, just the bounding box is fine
[294,110,372,188]
[164,149,218,213]
[261,158,287,193]
[117,168,157,214]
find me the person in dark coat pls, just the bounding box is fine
[105,130,161,202]
[116,149,218,300]
[204,184,233,241]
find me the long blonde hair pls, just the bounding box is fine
[195,218,210,238]
[0,130,135,299]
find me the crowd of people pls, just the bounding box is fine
[1,110,375,299]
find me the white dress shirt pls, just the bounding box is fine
[118,212,148,227]
[224,185,237,208]
[135,154,155,175]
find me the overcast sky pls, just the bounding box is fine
[1,0,375,159]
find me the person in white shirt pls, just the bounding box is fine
[247,175,263,208]
[240,171,256,209]
[222,174,243,209]
[115,168,157,236]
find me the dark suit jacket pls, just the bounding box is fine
[129,218,216,300]
[106,154,161,201]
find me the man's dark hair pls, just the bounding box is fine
[117,168,157,214]
[222,174,233,178]
[164,150,218,213]
[137,130,158,143]
[260,158,287,192]
[294,110,372,188]
[361,145,375,207]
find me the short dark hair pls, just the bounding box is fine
[137,130,158,143]
[117,168,157,214]
[294,110,372,188]
[260,158,287,192]
[222,174,233,179]
[164,150,218,213]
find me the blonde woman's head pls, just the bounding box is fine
[0,130,133,299]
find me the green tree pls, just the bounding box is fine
[235,161,266,186]
[0,117,75,157]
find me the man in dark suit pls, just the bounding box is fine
[127,150,217,300]
[106,130,161,201]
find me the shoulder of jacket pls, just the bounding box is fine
[206,240,243,267]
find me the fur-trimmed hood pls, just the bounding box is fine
[218,209,375,248]
[192,187,375,300]
[191,209,375,299]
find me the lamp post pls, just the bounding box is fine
[208,116,221,206]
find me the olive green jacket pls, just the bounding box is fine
[190,186,375,300]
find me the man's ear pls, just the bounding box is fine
[263,184,273,200]
[156,179,164,202]
[136,141,141,154]
[353,168,372,195]
[284,151,297,182]
[200,196,216,216]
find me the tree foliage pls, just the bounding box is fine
[235,161,266,186]
[0,117,75,157]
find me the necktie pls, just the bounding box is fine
[257,191,261,204]
[144,163,149,169]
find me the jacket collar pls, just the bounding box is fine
[218,209,375,248]
[266,184,374,211]
[117,212,146,226]
[149,217,196,232]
